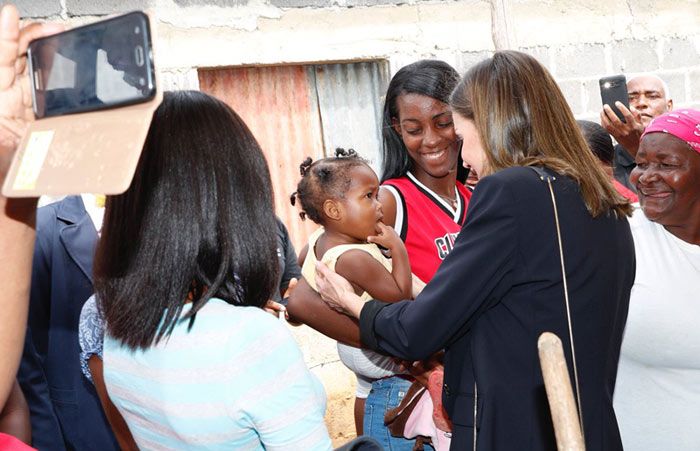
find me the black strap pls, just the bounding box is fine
[528,166,557,182]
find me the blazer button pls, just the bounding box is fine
[443,383,451,397]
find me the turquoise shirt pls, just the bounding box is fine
[103,298,331,450]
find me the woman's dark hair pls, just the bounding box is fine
[290,148,367,224]
[577,120,614,166]
[380,59,467,183]
[450,51,632,218]
[94,90,279,350]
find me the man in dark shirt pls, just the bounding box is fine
[600,74,673,190]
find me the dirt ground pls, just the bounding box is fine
[287,323,357,447]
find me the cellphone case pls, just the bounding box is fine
[2,11,162,198]
[599,75,629,122]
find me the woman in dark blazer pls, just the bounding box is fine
[315,51,635,451]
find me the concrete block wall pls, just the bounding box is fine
[13,0,700,118]
[548,36,700,121]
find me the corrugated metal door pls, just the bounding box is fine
[313,62,389,175]
[199,65,324,250]
[198,61,389,250]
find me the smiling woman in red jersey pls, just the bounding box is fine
[614,109,700,451]
[288,60,469,449]
[379,61,472,284]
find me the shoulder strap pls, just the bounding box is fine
[529,166,585,436]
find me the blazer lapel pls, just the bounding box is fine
[57,196,98,283]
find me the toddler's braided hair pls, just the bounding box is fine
[290,148,367,223]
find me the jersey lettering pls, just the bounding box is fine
[435,232,459,260]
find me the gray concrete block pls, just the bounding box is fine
[662,37,700,70]
[661,72,686,103]
[14,0,62,18]
[66,0,154,16]
[519,46,552,73]
[611,39,659,73]
[344,0,412,5]
[583,78,603,116]
[456,51,491,73]
[574,113,600,123]
[161,69,201,91]
[689,70,700,104]
[558,79,583,115]
[173,0,248,5]
[269,0,433,7]
[269,0,331,6]
[552,43,606,79]
[683,102,700,110]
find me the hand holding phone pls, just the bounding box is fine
[0,5,63,166]
[599,74,645,156]
[2,11,162,198]
[28,11,156,119]
[599,75,629,123]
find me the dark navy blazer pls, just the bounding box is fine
[360,167,635,451]
[17,196,117,450]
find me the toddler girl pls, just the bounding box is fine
[291,148,413,433]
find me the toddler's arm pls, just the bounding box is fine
[335,224,412,302]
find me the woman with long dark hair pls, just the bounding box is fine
[378,60,471,284]
[93,91,332,449]
[316,51,635,450]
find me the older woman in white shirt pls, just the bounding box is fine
[614,109,700,451]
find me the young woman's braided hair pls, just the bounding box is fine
[290,148,367,223]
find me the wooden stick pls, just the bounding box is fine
[538,332,586,451]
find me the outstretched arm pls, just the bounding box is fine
[286,277,362,347]
[318,175,518,361]
[0,5,62,408]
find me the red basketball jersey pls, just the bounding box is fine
[382,173,471,283]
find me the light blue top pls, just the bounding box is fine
[103,298,332,450]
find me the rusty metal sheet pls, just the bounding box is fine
[198,65,324,250]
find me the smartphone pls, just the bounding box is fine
[599,75,629,123]
[28,11,156,119]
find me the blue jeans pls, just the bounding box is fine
[363,376,415,451]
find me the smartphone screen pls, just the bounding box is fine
[28,12,156,119]
[599,75,629,123]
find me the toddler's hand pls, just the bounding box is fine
[367,222,403,253]
[263,300,288,321]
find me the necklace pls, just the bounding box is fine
[437,189,457,209]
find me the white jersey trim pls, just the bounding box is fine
[406,171,462,222]
[382,184,404,238]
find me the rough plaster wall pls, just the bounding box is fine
[16,0,700,117]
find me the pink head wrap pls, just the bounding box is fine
[641,109,700,154]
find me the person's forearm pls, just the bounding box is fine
[345,292,364,319]
[287,278,362,347]
[0,197,37,408]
